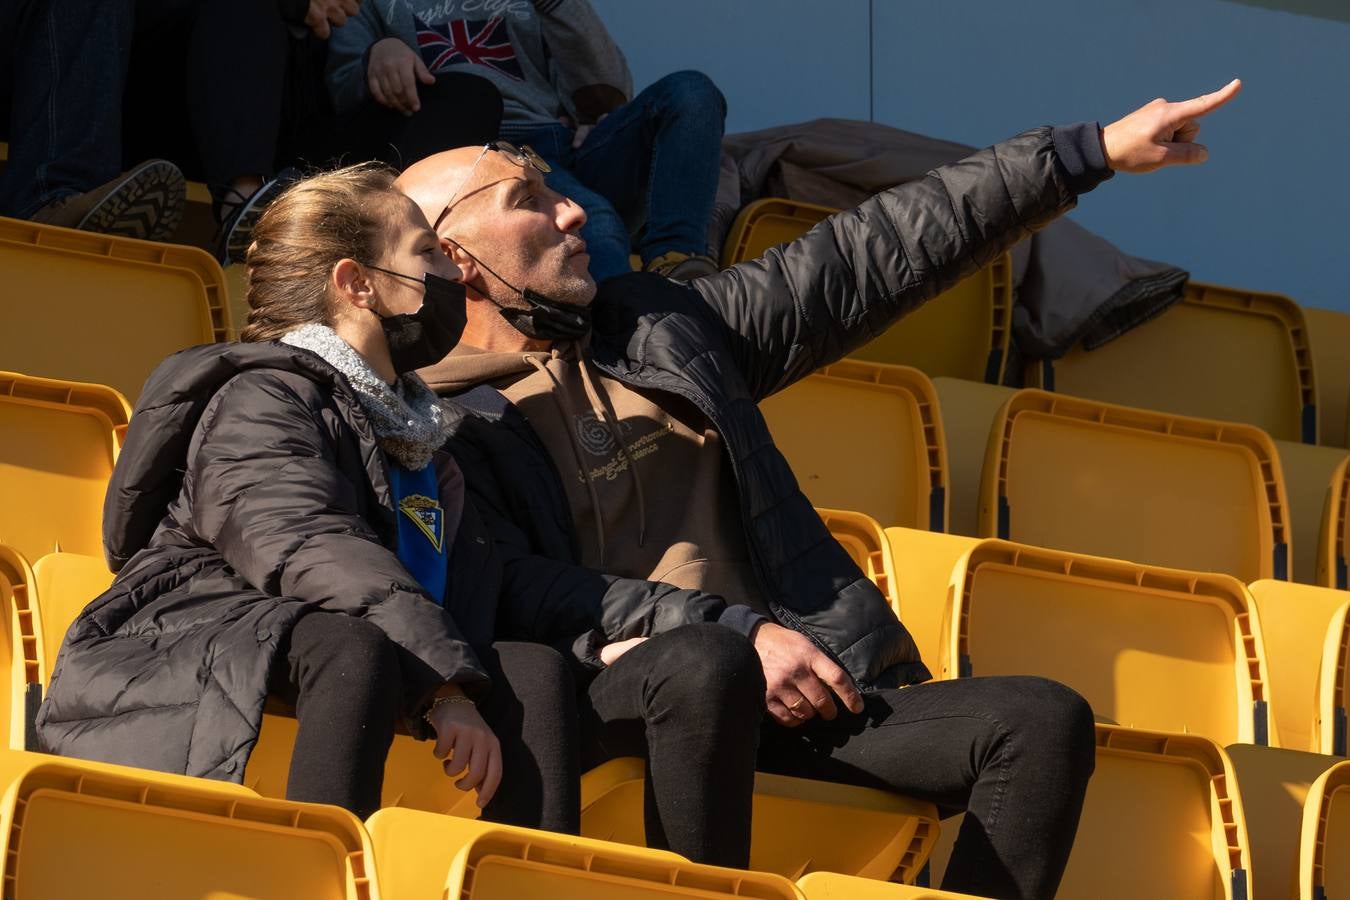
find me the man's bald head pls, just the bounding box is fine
[395,145,596,324]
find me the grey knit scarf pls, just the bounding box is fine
[281,324,452,470]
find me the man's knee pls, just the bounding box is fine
[652,624,766,707]
[651,70,726,116]
[1004,677,1096,771]
[295,613,400,684]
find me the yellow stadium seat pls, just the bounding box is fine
[980,389,1290,583]
[0,372,127,562]
[798,872,990,899]
[761,360,948,530]
[818,507,899,611]
[1249,580,1350,755]
[0,547,40,751]
[30,552,113,679]
[930,379,1017,537]
[1305,306,1350,449]
[722,199,1012,383]
[941,540,1272,745]
[1228,744,1339,900]
[1301,759,1350,900]
[225,261,249,341]
[1319,456,1350,589]
[366,807,803,900]
[0,747,374,899]
[579,757,937,882]
[0,217,231,402]
[883,527,981,671]
[927,725,1253,900]
[1027,281,1317,443]
[850,253,1013,385]
[1278,441,1350,585]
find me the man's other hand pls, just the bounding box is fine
[751,621,864,727]
[1103,78,1242,173]
[368,38,436,116]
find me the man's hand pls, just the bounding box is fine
[751,621,864,727]
[599,635,647,666]
[1102,78,1242,174]
[368,37,436,116]
[305,0,360,40]
[428,694,502,808]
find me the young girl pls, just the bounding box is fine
[36,163,578,826]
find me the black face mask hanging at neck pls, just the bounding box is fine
[364,265,469,373]
[446,241,592,342]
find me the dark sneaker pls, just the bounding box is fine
[31,159,185,241]
[644,251,720,281]
[215,167,301,265]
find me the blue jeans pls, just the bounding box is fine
[0,0,134,217]
[515,70,727,282]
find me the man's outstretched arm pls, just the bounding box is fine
[691,79,1242,403]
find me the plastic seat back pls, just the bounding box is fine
[0,217,230,402]
[1029,281,1317,443]
[797,873,987,899]
[30,552,113,681]
[818,508,899,611]
[0,747,375,899]
[1228,745,1339,900]
[1301,760,1350,900]
[1277,441,1350,585]
[1249,580,1350,755]
[367,807,803,900]
[883,527,981,671]
[943,540,1272,746]
[1319,456,1350,589]
[1303,306,1350,448]
[981,389,1289,582]
[930,379,1017,537]
[761,360,947,529]
[927,725,1252,900]
[0,548,40,750]
[0,373,127,562]
[579,757,937,882]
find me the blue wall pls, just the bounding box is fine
[591,0,1349,311]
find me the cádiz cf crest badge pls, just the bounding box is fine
[398,493,444,552]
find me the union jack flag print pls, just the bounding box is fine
[415,16,524,80]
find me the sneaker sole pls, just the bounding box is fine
[78,160,187,242]
[220,169,299,265]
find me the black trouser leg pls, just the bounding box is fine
[473,641,580,833]
[185,0,290,186]
[270,612,401,818]
[335,72,503,170]
[757,675,1096,900]
[580,623,765,868]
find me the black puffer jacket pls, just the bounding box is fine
[36,342,725,781]
[441,126,1112,690]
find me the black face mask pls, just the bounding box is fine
[494,288,592,342]
[365,265,468,372]
[444,240,593,342]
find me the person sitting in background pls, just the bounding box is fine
[327,0,724,282]
[397,79,1243,899]
[0,0,186,239]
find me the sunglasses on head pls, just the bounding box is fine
[433,141,552,231]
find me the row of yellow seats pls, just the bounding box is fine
[727,198,1350,450]
[765,359,1350,593]
[6,724,1338,900]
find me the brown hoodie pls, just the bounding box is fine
[422,344,768,615]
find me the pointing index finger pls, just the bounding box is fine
[1168,78,1242,123]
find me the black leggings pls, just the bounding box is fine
[270,612,579,828]
[333,73,504,171]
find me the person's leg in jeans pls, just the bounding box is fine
[270,612,402,818]
[757,675,1096,900]
[579,623,765,868]
[567,70,727,276]
[473,641,581,834]
[515,121,633,282]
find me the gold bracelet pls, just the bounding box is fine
[423,694,474,724]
